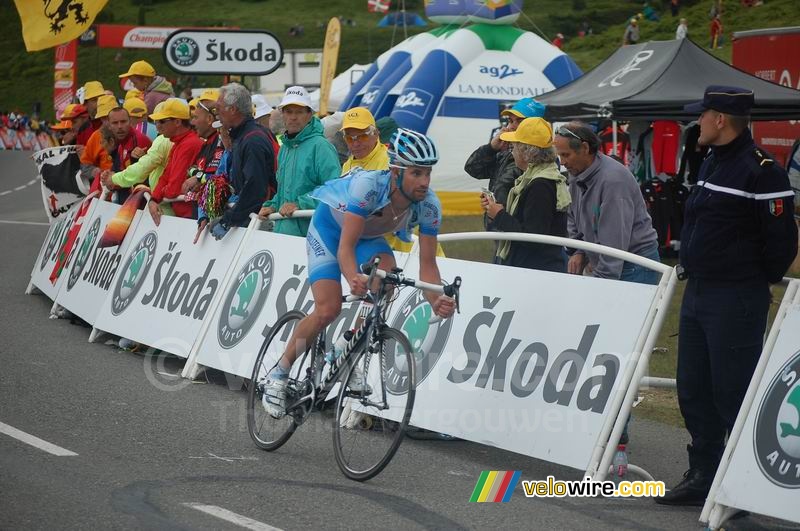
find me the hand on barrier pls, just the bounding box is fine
[208,217,229,241]
[148,200,162,227]
[257,206,276,220]
[278,202,298,217]
[568,252,588,275]
[193,218,208,245]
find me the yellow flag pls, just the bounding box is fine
[14,0,109,52]
[318,17,341,116]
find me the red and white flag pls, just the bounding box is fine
[368,0,391,13]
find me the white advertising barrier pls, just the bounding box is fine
[189,229,379,379]
[27,197,98,301]
[92,213,245,358]
[355,252,659,473]
[702,279,800,530]
[54,200,144,325]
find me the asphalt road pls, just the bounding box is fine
[0,150,794,530]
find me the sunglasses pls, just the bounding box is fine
[197,101,217,116]
[343,131,373,143]
[556,126,584,142]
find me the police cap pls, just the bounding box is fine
[684,85,754,116]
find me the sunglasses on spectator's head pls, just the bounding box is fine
[343,131,372,143]
[556,126,584,142]
[198,101,216,117]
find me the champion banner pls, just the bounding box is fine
[14,0,109,51]
[34,145,90,222]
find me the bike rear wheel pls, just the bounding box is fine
[333,326,415,481]
[247,310,309,451]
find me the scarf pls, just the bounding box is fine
[497,162,571,260]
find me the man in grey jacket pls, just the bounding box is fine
[554,122,660,284]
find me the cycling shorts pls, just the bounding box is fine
[306,205,393,284]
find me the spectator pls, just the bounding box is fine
[481,117,571,272]
[465,97,547,232]
[205,83,279,240]
[60,104,92,146]
[81,81,105,126]
[643,2,660,21]
[258,86,340,236]
[252,94,274,130]
[671,0,680,16]
[623,18,640,45]
[553,122,660,283]
[80,94,117,194]
[123,97,157,141]
[119,60,175,114]
[551,33,565,49]
[710,14,723,48]
[50,119,73,145]
[147,98,203,224]
[104,102,174,214]
[103,106,152,202]
[676,18,689,39]
[656,86,797,507]
[124,88,143,101]
[340,107,387,174]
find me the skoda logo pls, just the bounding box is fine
[40,218,67,271]
[754,349,800,488]
[169,36,200,67]
[217,250,274,349]
[385,290,452,395]
[111,231,157,316]
[66,217,101,291]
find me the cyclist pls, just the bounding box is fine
[262,128,457,417]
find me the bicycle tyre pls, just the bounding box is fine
[333,326,416,481]
[246,309,307,451]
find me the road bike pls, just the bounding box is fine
[246,258,461,481]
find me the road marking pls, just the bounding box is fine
[14,185,25,191]
[0,220,49,226]
[183,503,281,530]
[0,421,78,456]
[188,452,258,463]
[0,176,38,196]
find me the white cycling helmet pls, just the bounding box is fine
[388,128,439,168]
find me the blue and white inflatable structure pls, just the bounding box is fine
[338,0,582,213]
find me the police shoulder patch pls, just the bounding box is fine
[754,148,774,167]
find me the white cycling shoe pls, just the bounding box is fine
[347,365,372,395]
[261,370,288,418]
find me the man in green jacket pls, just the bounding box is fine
[258,86,340,236]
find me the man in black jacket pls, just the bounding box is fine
[657,86,798,507]
[208,83,279,239]
[464,98,546,228]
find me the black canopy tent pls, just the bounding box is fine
[537,38,800,122]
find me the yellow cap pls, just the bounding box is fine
[119,60,156,78]
[125,88,143,101]
[123,97,147,118]
[83,80,105,101]
[189,97,200,109]
[197,88,220,103]
[149,98,190,121]
[341,107,376,131]
[94,95,119,119]
[499,117,553,148]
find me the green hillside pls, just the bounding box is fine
[1,0,798,121]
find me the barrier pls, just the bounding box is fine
[90,212,246,357]
[54,200,144,325]
[701,278,800,530]
[25,207,678,483]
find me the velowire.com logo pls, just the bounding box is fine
[754,349,800,488]
[470,471,522,503]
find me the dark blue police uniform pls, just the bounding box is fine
[657,86,798,506]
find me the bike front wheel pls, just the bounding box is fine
[247,309,307,451]
[333,326,416,481]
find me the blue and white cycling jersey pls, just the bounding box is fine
[305,168,443,283]
[309,168,442,242]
